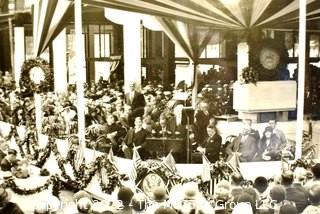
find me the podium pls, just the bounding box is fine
[233,81,297,122]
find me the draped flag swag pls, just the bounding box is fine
[32,0,320,61]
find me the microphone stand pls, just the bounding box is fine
[186,113,191,163]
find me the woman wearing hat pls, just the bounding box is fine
[0,187,23,214]
[257,126,282,161]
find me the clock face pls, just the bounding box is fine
[29,66,45,84]
[259,48,280,70]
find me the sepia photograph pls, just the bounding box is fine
[0,0,319,213]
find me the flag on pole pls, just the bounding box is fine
[281,154,291,173]
[162,151,177,172]
[108,148,115,163]
[201,154,211,182]
[74,142,85,171]
[129,148,142,181]
[226,152,242,176]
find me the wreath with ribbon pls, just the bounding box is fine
[19,58,53,95]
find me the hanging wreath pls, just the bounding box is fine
[19,58,53,95]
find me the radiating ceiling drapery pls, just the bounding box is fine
[156,18,214,62]
[84,0,320,30]
[33,0,320,56]
[32,0,72,56]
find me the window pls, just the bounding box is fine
[94,33,110,58]
[310,34,320,58]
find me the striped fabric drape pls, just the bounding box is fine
[33,0,320,56]
[33,0,72,56]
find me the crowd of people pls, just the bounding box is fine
[0,71,306,214]
[0,70,293,163]
[21,163,320,214]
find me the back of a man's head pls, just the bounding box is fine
[231,173,244,186]
[254,176,268,194]
[309,184,320,204]
[155,207,177,214]
[131,193,147,212]
[294,167,307,182]
[270,185,286,203]
[237,193,256,213]
[279,204,298,214]
[117,187,134,206]
[281,171,294,186]
[311,163,320,179]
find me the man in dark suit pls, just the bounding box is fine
[226,119,259,162]
[0,141,8,163]
[194,101,211,145]
[122,117,150,160]
[197,125,222,163]
[281,170,309,213]
[125,83,145,118]
[153,116,173,138]
[104,114,126,154]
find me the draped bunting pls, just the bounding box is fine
[84,0,320,30]
[32,0,72,56]
[156,18,214,62]
[32,0,320,56]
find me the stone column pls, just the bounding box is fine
[13,27,25,88]
[123,19,142,92]
[53,28,67,93]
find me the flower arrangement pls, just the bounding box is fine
[239,67,258,85]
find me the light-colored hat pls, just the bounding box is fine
[183,182,199,200]
[151,187,169,202]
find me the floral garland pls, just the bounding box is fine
[35,138,54,168]
[1,175,59,196]
[27,131,123,195]
[239,67,258,85]
[19,127,39,159]
[19,58,53,95]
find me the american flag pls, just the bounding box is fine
[201,154,212,182]
[108,148,115,163]
[162,151,177,172]
[129,148,142,181]
[226,152,242,176]
[74,142,85,171]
